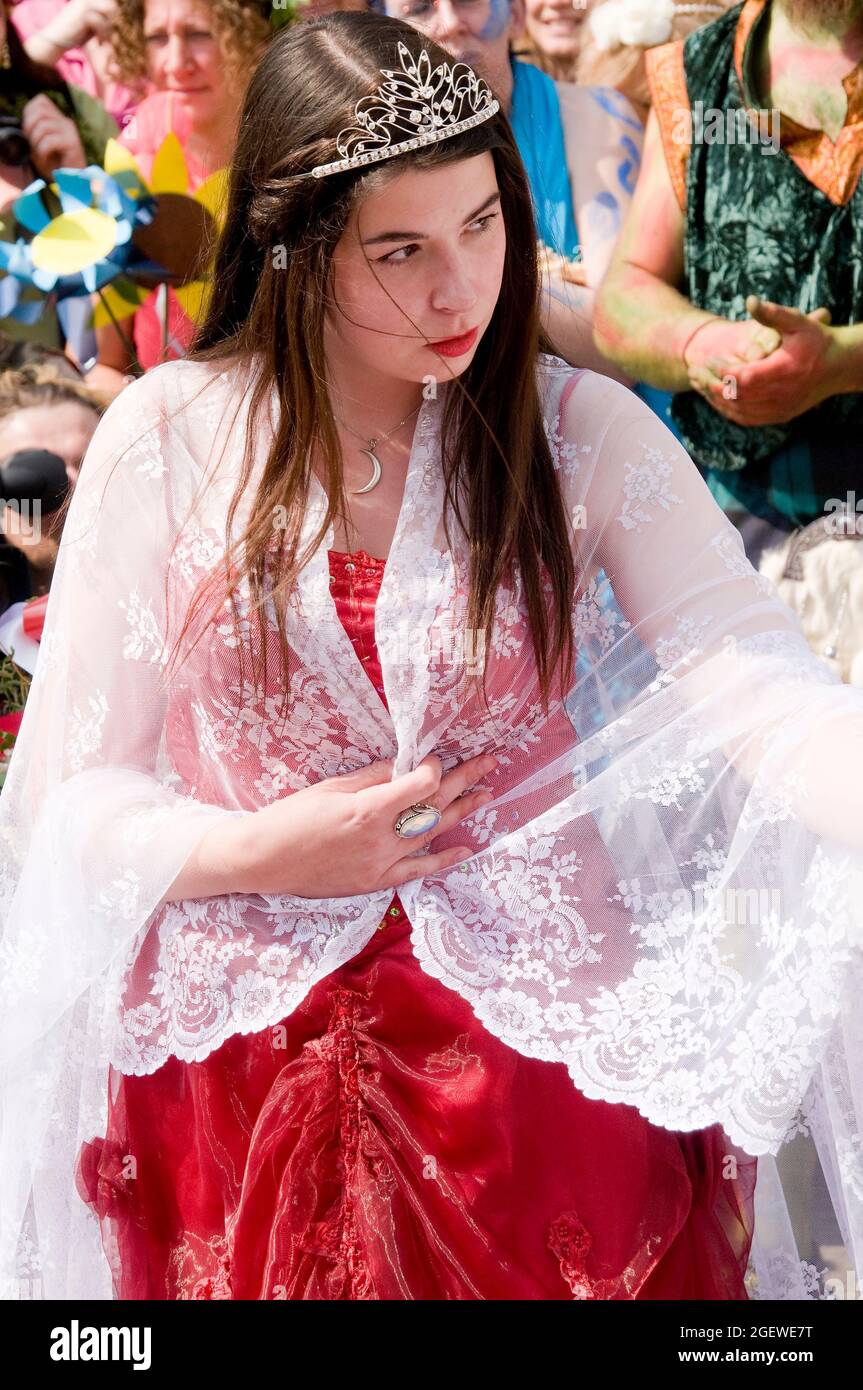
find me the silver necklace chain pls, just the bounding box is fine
[331,400,422,451]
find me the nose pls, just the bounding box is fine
[430,249,479,318]
[163,34,194,76]
[428,0,469,41]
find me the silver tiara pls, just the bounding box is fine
[309,42,500,180]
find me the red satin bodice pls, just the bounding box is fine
[75,549,757,1299]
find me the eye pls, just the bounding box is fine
[376,212,500,267]
[468,212,500,235]
[376,242,420,266]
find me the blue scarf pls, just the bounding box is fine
[509,59,682,444]
[509,59,580,260]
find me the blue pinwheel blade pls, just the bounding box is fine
[0,239,35,277]
[12,183,52,235]
[53,167,101,213]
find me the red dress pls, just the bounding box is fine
[76,548,757,1299]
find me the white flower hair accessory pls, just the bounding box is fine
[588,0,725,53]
[308,41,500,180]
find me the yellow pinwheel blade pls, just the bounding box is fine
[194,167,230,225]
[150,132,190,196]
[174,278,212,324]
[103,138,144,182]
[31,209,119,276]
[91,280,146,328]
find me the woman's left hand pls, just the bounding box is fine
[20,95,87,177]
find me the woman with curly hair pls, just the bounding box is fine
[87,0,273,394]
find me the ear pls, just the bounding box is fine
[509,0,527,40]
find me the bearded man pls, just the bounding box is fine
[595,0,863,564]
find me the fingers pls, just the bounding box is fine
[745,295,810,333]
[21,106,73,169]
[740,329,781,362]
[560,261,589,287]
[361,751,444,815]
[808,307,832,325]
[363,750,497,817]
[429,785,494,839]
[688,363,796,426]
[386,841,475,889]
[330,757,395,792]
[436,752,498,809]
[689,363,726,397]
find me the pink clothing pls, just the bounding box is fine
[117,89,208,179]
[116,91,216,370]
[10,0,142,131]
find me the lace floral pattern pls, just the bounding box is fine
[2,351,863,1297]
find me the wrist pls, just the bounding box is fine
[25,29,68,67]
[166,812,256,902]
[826,325,863,396]
[679,313,723,369]
[207,812,258,896]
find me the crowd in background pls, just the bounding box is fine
[2,0,862,697]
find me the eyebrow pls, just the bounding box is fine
[361,191,502,246]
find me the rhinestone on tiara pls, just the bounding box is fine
[308,42,500,179]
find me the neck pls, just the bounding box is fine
[540,53,575,83]
[322,346,426,441]
[186,108,239,173]
[774,1,863,48]
[758,0,863,136]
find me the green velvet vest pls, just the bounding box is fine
[671,2,863,491]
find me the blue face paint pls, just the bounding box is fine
[586,88,644,135]
[585,190,621,241]
[617,135,641,197]
[478,0,512,43]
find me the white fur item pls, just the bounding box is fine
[759,536,863,686]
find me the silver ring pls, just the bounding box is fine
[394,801,442,839]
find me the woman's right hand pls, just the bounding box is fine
[229,751,498,899]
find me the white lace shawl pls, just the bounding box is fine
[1,351,862,1299]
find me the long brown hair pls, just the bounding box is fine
[169,11,577,721]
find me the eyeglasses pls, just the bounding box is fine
[382,0,495,33]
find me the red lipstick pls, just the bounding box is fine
[428,326,478,357]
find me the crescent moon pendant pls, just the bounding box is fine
[352,449,381,495]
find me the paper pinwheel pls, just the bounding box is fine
[0,134,229,348]
[91,134,229,333]
[0,162,162,325]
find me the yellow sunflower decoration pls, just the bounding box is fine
[92,132,230,332]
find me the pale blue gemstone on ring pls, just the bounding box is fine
[395,804,442,838]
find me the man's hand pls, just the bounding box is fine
[20,96,87,177]
[688,297,837,426]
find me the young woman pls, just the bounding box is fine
[2,12,862,1302]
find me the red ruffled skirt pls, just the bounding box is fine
[76,549,756,1299]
